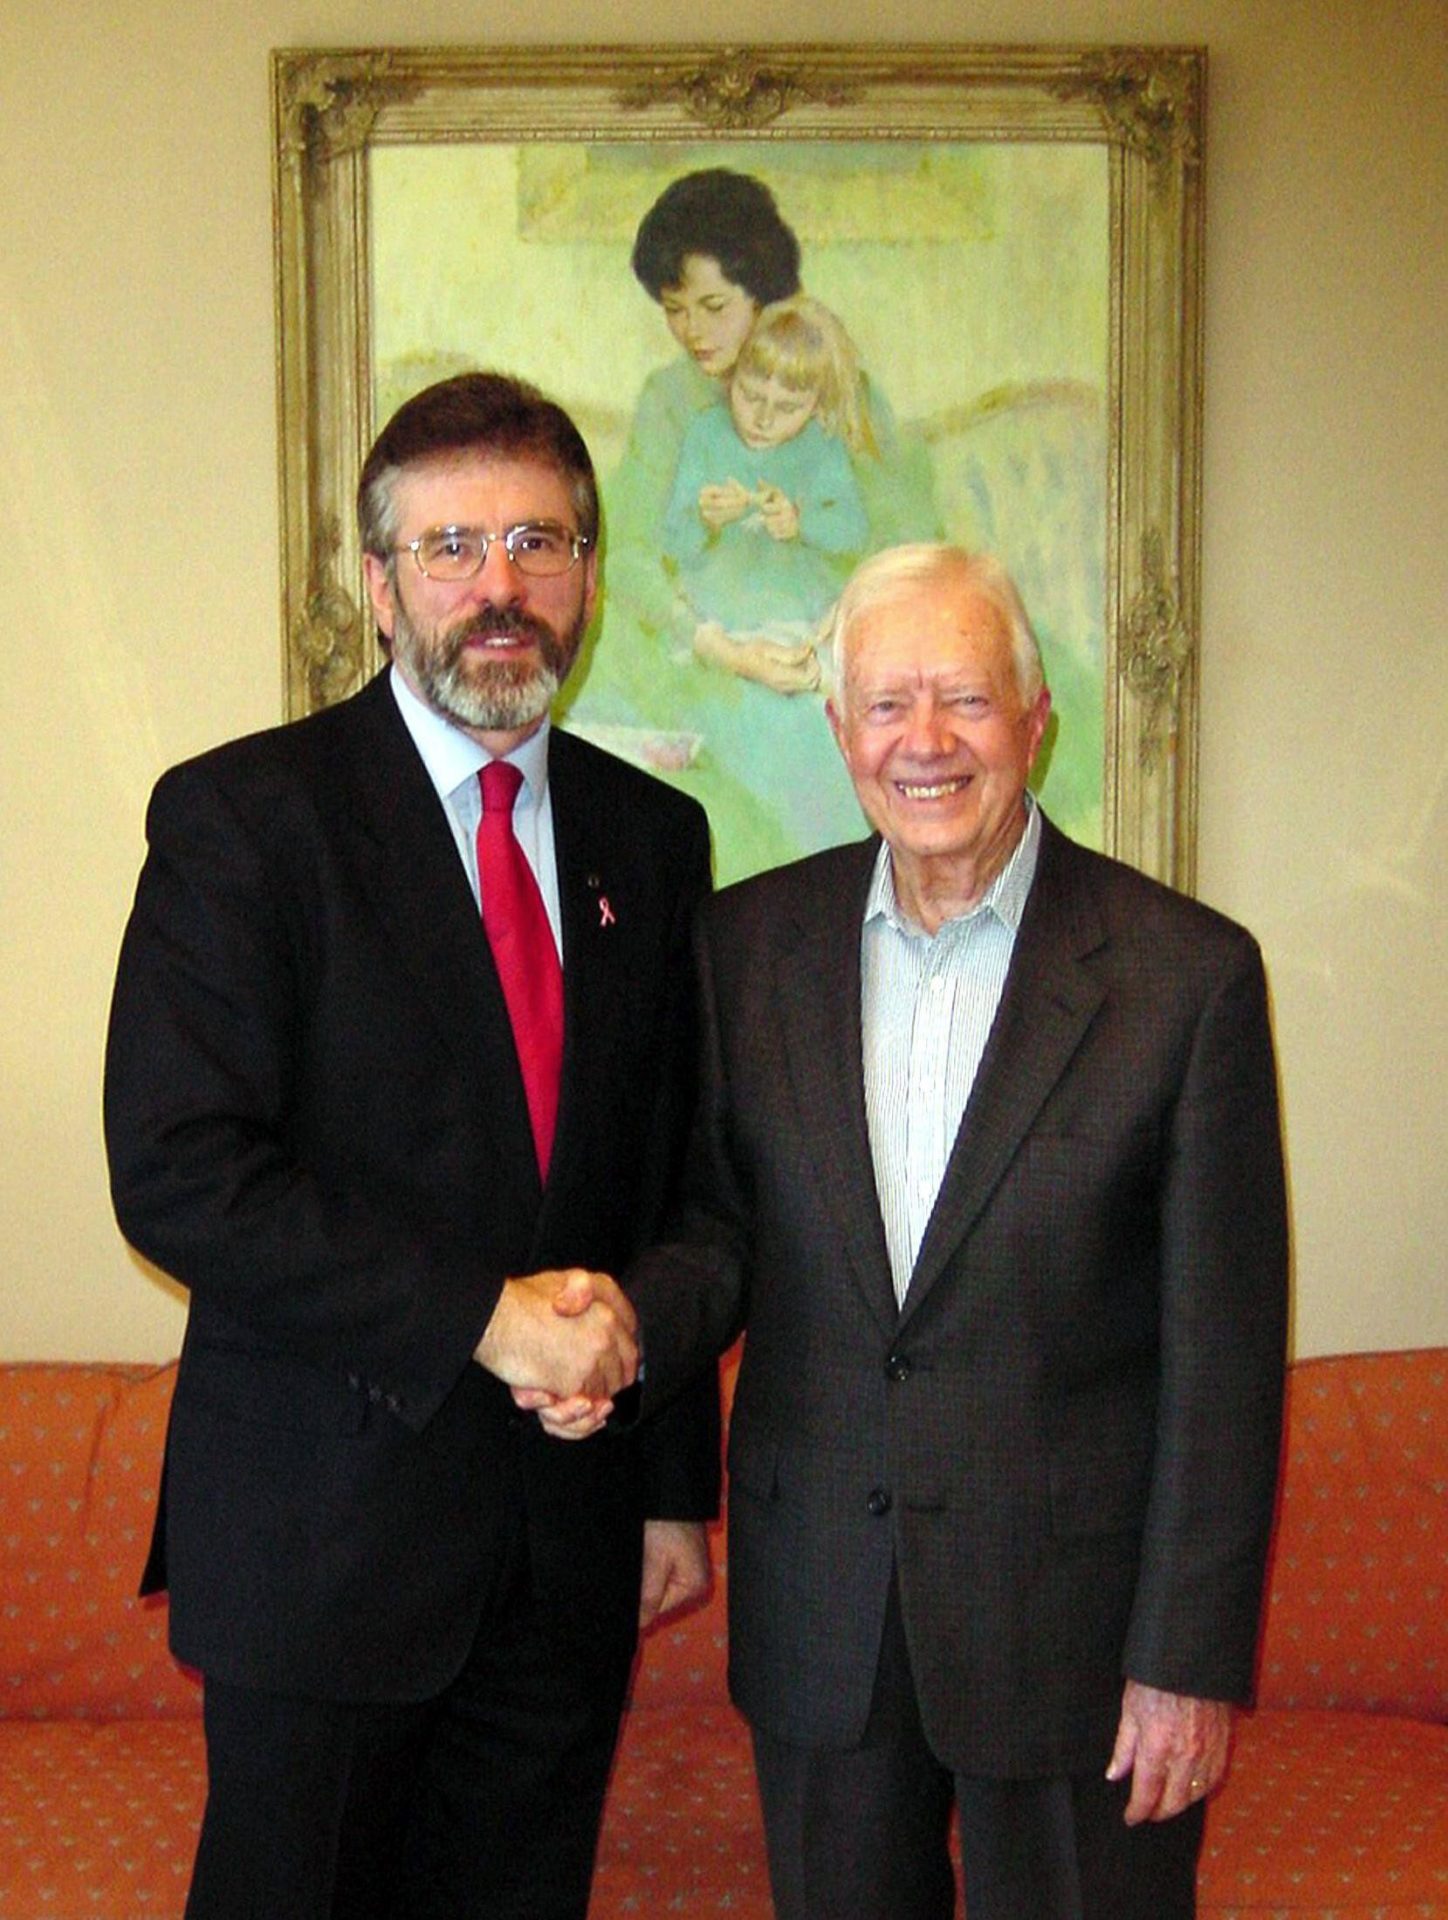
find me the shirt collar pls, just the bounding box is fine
[864,793,1041,938]
[389,663,552,808]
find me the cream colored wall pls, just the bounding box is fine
[2,0,1443,1361]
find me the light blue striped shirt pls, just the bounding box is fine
[388,665,563,957]
[862,800,1041,1305]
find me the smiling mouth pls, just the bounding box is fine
[452,611,550,655]
[897,776,971,800]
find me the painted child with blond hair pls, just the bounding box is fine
[663,295,876,693]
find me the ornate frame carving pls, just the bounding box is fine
[273,43,1203,889]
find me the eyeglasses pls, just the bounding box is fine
[397,522,591,582]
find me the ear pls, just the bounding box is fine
[362,553,398,643]
[825,695,848,761]
[1025,686,1053,770]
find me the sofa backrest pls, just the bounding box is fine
[0,1361,198,1720]
[1255,1346,1446,1717]
[5,1346,1443,1726]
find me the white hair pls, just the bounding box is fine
[824,544,1045,706]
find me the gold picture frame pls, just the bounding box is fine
[273,43,1203,890]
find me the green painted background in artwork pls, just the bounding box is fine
[371,141,1109,886]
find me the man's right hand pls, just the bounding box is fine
[474,1268,638,1401]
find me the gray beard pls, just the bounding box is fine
[422,649,561,734]
[394,602,575,733]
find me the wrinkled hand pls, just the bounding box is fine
[511,1386,615,1440]
[756,484,801,541]
[1107,1680,1233,1824]
[509,1278,635,1436]
[476,1268,637,1403]
[639,1520,713,1630]
[698,478,753,530]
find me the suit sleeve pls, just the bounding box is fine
[629,812,730,1520]
[1124,934,1290,1702]
[103,760,495,1431]
[627,910,754,1423]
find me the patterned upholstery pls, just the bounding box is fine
[1197,1348,1448,1918]
[2,1351,1443,1920]
[0,1363,203,1916]
[0,1721,204,1915]
[0,1363,194,1721]
[1254,1349,1446,1716]
[1198,1707,1448,1917]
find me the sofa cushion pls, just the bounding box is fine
[0,1363,195,1721]
[1198,1704,1448,1915]
[0,1718,205,1915]
[1256,1349,1447,1716]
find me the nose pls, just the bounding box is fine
[901,696,954,758]
[465,535,523,604]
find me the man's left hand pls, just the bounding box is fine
[1106,1680,1232,1824]
[639,1520,712,1630]
[511,1385,613,1439]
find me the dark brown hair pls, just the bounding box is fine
[357,371,599,559]
[631,170,801,307]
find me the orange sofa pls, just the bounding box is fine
[2,1349,1443,1919]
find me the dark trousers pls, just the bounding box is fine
[751,1577,1204,1920]
[185,1528,635,1920]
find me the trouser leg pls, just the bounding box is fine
[953,1763,1204,1920]
[186,1677,429,1920]
[749,1574,956,1920]
[188,1536,636,1920]
[393,1549,637,1920]
[746,1560,1205,1920]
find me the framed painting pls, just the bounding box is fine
[273,43,1203,889]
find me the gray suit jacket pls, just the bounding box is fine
[630,818,1288,1776]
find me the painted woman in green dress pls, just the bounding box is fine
[570,170,939,882]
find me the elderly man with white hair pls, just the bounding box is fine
[613,542,1288,1920]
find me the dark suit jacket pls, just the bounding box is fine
[104,670,718,1704]
[629,818,1288,1777]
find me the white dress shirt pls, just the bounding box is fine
[861,800,1041,1305]
[388,665,562,957]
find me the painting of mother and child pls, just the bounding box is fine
[371,150,1110,884]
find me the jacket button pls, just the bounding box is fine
[866,1488,892,1517]
[884,1352,912,1383]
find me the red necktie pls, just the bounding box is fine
[477,760,563,1180]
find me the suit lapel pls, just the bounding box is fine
[903,820,1109,1319]
[773,842,900,1336]
[545,734,626,1192]
[337,675,540,1204]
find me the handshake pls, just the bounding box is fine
[474,1268,638,1441]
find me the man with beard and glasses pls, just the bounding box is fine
[103,373,719,1920]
